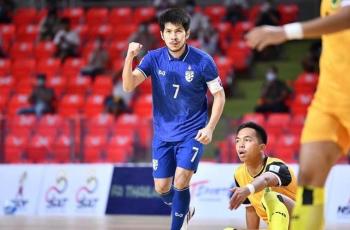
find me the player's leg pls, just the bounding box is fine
[152,137,176,206]
[171,138,203,230]
[291,141,341,230]
[262,188,290,230]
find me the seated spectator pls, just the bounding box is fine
[104,76,133,117]
[0,0,15,24]
[81,37,109,80]
[38,7,61,41]
[154,0,178,19]
[54,18,80,62]
[255,0,280,26]
[224,0,247,25]
[198,26,219,56]
[185,0,210,39]
[255,66,291,113]
[128,22,157,60]
[18,74,56,116]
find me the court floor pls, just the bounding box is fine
[0,216,348,230]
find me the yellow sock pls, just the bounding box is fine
[262,188,289,230]
[291,186,325,230]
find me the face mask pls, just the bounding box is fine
[266,72,276,82]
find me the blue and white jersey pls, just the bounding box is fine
[137,45,222,142]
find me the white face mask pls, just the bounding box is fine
[266,72,276,82]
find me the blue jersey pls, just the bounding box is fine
[137,45,219,141]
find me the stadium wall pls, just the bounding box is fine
[0,163,349,228]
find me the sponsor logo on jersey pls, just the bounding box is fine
[158,70,166,76]
[153,159,158,171]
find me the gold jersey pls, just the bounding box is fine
[316,0,350,107]
[234,157,297,222]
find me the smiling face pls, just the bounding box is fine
[235,127,265,163]
[161,22,189,56]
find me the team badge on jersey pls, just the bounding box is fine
[152,159,158,171]
[185,65,194,82]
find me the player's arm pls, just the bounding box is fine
[122,42,147,92]
[195,88,225,145]
[245,5,350,51]
[246,205,260,229]
[229,162,292,209]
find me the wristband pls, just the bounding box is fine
[246,183,255,194]
[283,23,303,40]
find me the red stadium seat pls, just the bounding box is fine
[109,7,133,26]
[214,56,234,87]
[61,8,84,26]
[133,94,153,119]
[10,42,34,59]
[204,5,226,24]
[51,135,73,163]
[0,93,8,113]
[277,4,299,25]
[105,135,132,163]
[84,95,106,118]
[241,113,266,126]
[4,134,28,163]
[0,76,14,97]
[87,24,113,41]
[108,40,128,60]
[138,78,152,95]
[231,21,253,41]
[37,58,61,77]
[0,25,15,51]
[266,113,291,136]
[92,76,113,96]
[86,8,109,27]
[12,59,36,79]
[14,77,36,94]
[7,94,30,115]
[8,114,36,132]
[35,41,57,59]
[74,25,88,42]
[115,113,139,131]
[13,8,37,27]
[36,114,65,136]
[62,58,85,77]
[47,76,67,96]
[86,113,114,135]
[293,72,318,94]
[272,145,297,163]
[133,7,156,24]
[58,94,84,117]
[288,114,305,135]
[290,93,313,116]
[27,135,53,163]
[0,59,11,76]
[16,25,39,43]
[66,76,91,95]
[112,24,138,41]
[84,135,107,162]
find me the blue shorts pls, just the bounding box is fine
[152,137,204,178]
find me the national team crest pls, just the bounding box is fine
[185,65,194,82]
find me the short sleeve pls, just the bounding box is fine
[202,56,219,82]
[265,162,292,186]
[136,52,153,78]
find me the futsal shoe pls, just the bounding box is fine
[180,206,195,230]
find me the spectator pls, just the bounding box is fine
[0,0,15,24]
[128,22,157,60]
[81,37,109,80]
[255,66,291,113]
[198,26,219,56]
[53,18,80,62]
[185,0,210,39]
[38,7,61,41]
[104,76,133,117]
[18,74,56,116]
[154,0,178,19]
[255,1,280,26]
[224,0,247,25]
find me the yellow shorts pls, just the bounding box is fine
[301,98,350,155]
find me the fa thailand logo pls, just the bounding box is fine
[152,159,158,171]
[185,65,194,82]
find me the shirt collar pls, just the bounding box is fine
[167,45,190,61]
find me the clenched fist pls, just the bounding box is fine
[127,42,143,58]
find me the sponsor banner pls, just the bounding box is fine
[326,165,350,226]
[37,164,113,216]
[106,166,170,215]
[190,163,247,228]
[0,164,44,216]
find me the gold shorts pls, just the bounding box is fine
[301,98,350,155]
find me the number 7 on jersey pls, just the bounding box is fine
[172,84,180,99]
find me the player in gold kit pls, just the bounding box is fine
[245,1,350,229]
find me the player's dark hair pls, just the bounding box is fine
[158,8,191,32]
[236,122,268,144]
